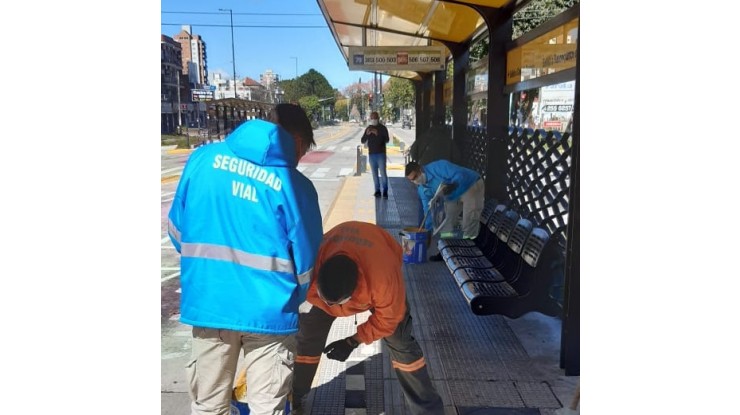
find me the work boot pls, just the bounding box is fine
[429,253,443,262]
[291,394,306,415]
[374,191,381,197]
[382,190,388,198]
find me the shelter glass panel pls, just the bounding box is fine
[506,17,579,84]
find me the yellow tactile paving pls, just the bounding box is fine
[323,175,377,231]
[166,148,194,155]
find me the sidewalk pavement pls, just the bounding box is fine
[161,142,578,415]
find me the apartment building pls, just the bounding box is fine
[161,35,183,134]
[174,25,208,88]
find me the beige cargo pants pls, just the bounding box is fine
[186,326,295,415]
[440,178,485,239]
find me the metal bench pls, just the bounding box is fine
[437,202,564,318]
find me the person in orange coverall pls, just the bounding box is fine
[291,221,444,415]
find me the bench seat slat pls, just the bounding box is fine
[453,267,507,286]
[441,246,485,260]
[444,256,494,272]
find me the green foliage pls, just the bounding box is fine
[469,0,577,62]
[513,0,577,39]
[334,98,350,121]
[280,79,299,103]
[278,69,335,105]
[161,135,179,145]
[298,95,321,118]
[381,105,394,122]
[384,77,415,112]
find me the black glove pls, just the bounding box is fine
[323,336,359,362]
[442,182,458,195]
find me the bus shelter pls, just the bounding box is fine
[317,0,580,375]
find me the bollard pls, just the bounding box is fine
[355,145,362,176]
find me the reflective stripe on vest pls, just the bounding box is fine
[181,242,294,274]
[168,219,181,245]
[297,269,312,285]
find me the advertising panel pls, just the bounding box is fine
[506,17,579,85]
[348,46,446,72]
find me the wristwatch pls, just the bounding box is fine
[346,336,360,348]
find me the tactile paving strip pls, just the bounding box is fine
[446,380,525,407]
[365,378,385,414]
[375,193,402,228]
[514,381,561,408]
[306,176,569,414]
[390,177,423,224]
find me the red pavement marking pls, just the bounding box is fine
[299,150,333,164]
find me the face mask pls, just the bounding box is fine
[369,119,378,126]
[412,173,426,185]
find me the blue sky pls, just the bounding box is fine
[161,0,377,92]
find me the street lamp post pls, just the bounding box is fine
[220,8,237,99]
[176,69,182,132]
[290,57,298,79]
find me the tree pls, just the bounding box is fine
[513,0,577,39]
[343,80,373,121]
[334,98,350,121]
[383,77,415,121]
[296,69,335,100]
[278,68,335,106]
[469,0,578,62]
[298,95,320,120]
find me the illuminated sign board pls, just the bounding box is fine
[348,46,446,72]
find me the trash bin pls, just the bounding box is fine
[400,227,430,264]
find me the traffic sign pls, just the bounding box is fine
[192,89,214,102]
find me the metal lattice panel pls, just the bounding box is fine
[460,126,489,179]
[504,128,572,240]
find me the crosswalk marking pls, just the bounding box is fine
[341,146,350,152]
[161,167,183,175]
[339,168,353,176]
[297,166,307,172]
[161,271,180,283]
[327,145,337,151]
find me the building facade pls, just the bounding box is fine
[161,35,183,134]
[174,25,208,88]
[259,69,280,89]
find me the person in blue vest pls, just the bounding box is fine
[405,159,484,261]
[168,103,323,415]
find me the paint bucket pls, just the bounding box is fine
[400,226,430,264]
[230,400,290,414]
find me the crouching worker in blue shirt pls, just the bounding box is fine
[405,160,484,261]
[168,104,324,415]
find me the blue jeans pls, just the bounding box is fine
[368,153,388,192]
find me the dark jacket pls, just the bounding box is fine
[360,123,390,154]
